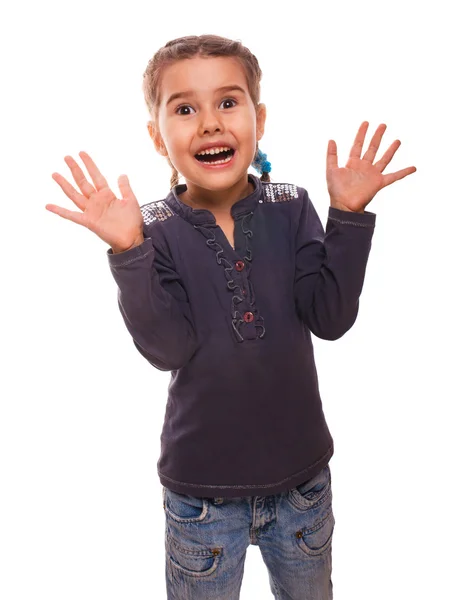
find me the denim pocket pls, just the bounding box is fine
[166,533,223,578]
[163,486,209,523]
[288,465,332,511]
[295,509,335,557]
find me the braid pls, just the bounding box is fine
[170,168,179,189]
[252,145,272,182]
[167,156,179,189]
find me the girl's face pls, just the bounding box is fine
[148,56,266,192]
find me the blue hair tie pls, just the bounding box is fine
[252,148,272,174]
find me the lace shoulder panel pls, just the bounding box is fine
[140,200,175,226]
[260,182,299,203]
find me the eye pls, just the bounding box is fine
[220,98,237,109]
[175,105,195,116]
[174,98,237,116]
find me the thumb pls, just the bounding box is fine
[118,174,138,205]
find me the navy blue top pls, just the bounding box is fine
[107,174,376,498]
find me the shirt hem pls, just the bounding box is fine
[158,444,334,498]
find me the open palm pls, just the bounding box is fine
[46,151,143,252]
[326,122,417,213]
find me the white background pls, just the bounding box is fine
[2,0,465,598]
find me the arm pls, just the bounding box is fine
[47,152,196,369]
[294,120,415,339]
[294,189,376,340]
[107,234,198,371]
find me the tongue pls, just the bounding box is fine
[205,156,224,162]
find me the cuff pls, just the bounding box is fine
[106,236,153,268]
[328,207,376,228]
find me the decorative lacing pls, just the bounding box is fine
[193,211,266,342]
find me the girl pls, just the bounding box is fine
[46,34,416,600]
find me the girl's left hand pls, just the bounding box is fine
[326,121,417,213]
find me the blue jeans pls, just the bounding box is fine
[163,464,334,599]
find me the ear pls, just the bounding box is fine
[147,121,168,157]
[256,103,267,142]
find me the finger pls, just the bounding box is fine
[45,203,87,227]
[64,155,97,198]
[381,166,417,188]
[349,121,370,160]
[362,123,387,163]
[78,151,110,191]
[51,172,87,212]
[374,140,401,172]
[326,140,339,171]
[117,174,138,205]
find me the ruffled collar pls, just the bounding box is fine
[165,173,262,225]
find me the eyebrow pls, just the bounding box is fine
[166,85,247,106]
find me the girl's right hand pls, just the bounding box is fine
[46,151,144,253]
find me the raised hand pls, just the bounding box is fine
[326,121,417,213]
[46,151,144,253]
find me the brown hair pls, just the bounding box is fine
[142,34,270,189]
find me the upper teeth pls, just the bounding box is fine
[196,146,232,155]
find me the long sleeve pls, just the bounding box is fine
[294,189,376,340]
[107,234,198,371]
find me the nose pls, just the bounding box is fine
[198,106,224,136]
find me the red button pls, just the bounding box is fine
[244,312,254,323]
[242,288,247,296]
[235,261,245,272]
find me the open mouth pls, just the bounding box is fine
[194,148,235,165]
